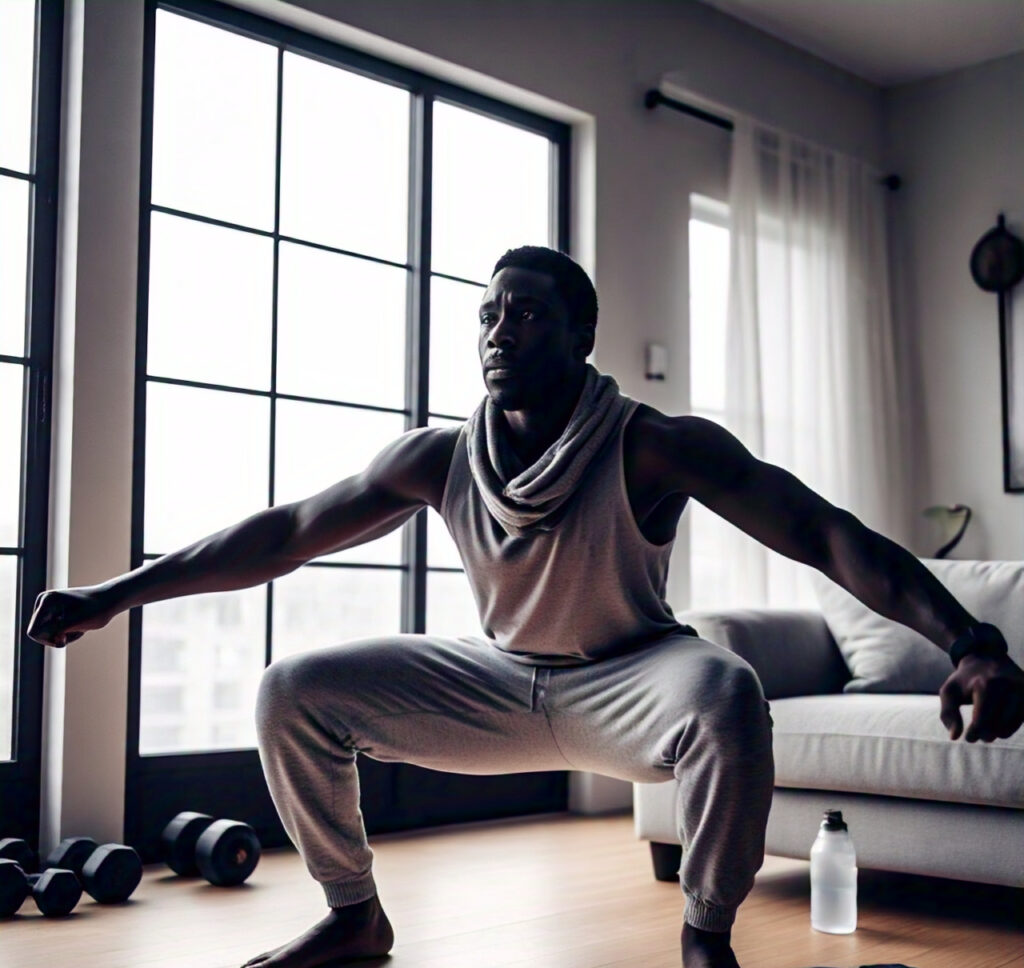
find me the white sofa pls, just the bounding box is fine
[633,559,1024,888]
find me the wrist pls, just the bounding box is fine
[89,578,127,616]
[948,622,1008,668]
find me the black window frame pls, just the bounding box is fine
[126,0,571,859]
[0,0,63,845]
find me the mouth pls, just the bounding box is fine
[485,366,518,380]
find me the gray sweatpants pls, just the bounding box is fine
[254,631,775,933]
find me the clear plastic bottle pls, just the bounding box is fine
[810,808,858,933]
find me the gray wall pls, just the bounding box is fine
[884,52,1024,560]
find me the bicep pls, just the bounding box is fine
[281,428,445,564]
[676,417,841,569]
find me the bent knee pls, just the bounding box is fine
[699,657,770,735]
[255,652,324,731]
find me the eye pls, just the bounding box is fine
[480,313,495,325]
[521,309,535,320]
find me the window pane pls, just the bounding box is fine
[147,212,273,390]
[276,242,406,409]
[426,415,463,569]
[432,101,550,284]
[0,363,24,548]
[0,176,30,358]
[273,400,406,565]
[272,565,402,661]
[280,52,409,264]
[0,555,15,761]
[425,570,480,638]
[152,10,277,229]
[429,276,486,419]
[0,0,34,174]
[140,585,266,753]
[689,218,730,413]
[144,383,270,554]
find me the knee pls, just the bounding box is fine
[701,660,771,741]
[255,652,321,736]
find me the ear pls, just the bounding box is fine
[576,324,595,359]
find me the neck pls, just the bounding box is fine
[502,365,588,466]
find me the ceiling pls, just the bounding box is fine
[694,0,1024,87]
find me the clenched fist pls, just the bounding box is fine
[26,587,115,649]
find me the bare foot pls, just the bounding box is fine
[241,894,395,968]
[681,922,741,968]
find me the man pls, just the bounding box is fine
[28,246,1024,968]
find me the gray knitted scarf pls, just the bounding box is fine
[465,363,630,538]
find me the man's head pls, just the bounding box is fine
[479,246,598,410]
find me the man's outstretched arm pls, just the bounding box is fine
[665,415,1024,741]
[668,415,976,651]
[25,426,453,649]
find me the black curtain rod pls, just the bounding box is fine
[644,88,902,191]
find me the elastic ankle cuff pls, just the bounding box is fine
[323,871,377,907]
[683,892,736,932]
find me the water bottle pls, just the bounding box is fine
[810,808,857,933]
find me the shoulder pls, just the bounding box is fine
[624,404,753,492]
[365,424,463,511]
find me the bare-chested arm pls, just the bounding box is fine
[26,426,459,647]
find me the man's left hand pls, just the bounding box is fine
[938,652,1024,742]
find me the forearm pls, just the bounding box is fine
[823,512,977,655]
[92,504,299,615]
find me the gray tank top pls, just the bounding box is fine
[439,397,694,666]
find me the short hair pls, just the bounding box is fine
[491,246,598,331]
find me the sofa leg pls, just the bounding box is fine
[650,841,682,882]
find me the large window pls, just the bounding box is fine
[0,0,61,838]
[127,0,570,851]
[688,195,731,609]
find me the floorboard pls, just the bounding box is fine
[2,812,1020,968]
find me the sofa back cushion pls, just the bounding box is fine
[810,559,1024,693]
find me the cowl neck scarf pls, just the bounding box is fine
[465,362,630,538]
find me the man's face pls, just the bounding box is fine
[478,266,587,410]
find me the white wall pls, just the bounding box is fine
[884,52,1024,560]
[43,0,886,838]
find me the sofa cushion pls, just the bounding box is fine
[678,609,850,698]
[769,693,1024,809]
[809,559,1024,693]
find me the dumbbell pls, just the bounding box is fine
[0,838,37,872]
[43,837,143,904]
[161,812,261,886]
[0,859,81,917]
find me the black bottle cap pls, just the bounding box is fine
[822,809,848,831]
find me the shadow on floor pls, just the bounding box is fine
[754,864,1024,929]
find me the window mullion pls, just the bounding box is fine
[401,92,431,634]
[265,45,284,669]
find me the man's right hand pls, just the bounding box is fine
[25,587,116,649]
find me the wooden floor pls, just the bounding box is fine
[3,812,1022,968]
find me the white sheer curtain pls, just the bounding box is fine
[716,112,913,609]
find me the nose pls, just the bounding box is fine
[486,308,517,349]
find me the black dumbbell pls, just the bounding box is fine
[0,838,37,872]
[161,812,261,886]
[44,837,143,904]
[0,859,81,917]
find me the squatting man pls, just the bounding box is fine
[29,246,1024,968]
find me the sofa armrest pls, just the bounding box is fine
[679,608,850,698]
